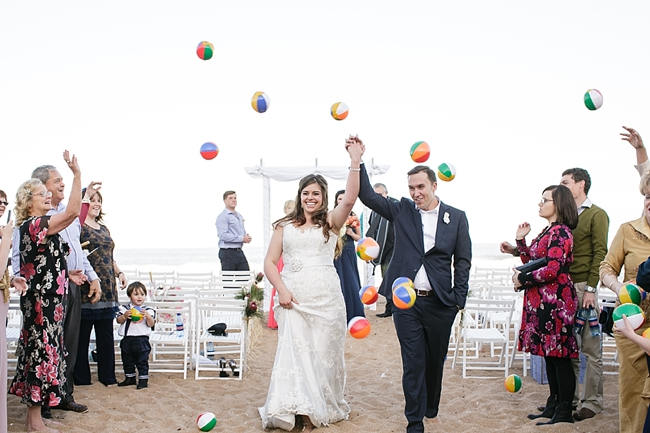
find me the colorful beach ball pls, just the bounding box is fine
[196,412,217,431]
[437,163,456,182]
[330,102,349,121]
[200,142,219,160]
[356,237,380,262]
[359,285,378,305]
[130,307,143,322]
[613,303,645,331]
[348,316,371,339]
[392,277,414,291]
[392,278,416,310]
[619,283,647,305]
[251,91,270,113]
[504,374,522,393]
[196,41,214,61]
[410,141,430,163]
[584,89,603,111]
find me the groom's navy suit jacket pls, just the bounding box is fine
[358,164,472,309]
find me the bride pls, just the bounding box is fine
[259,137,364,431]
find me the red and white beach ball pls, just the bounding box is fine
[348,316,371,339]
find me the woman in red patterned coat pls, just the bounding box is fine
[512,184,579,425]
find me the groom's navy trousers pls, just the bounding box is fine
[394,294,458,433]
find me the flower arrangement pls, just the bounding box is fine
[236,272,265,319]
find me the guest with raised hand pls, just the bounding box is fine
[13,160,100,418]
[621,126,649,175]
[333,189,364,322]
[512,184,579,425]
[74,184,126,387]
[600,172,650,433]
[9,151,82,433]
[0,190,14,433]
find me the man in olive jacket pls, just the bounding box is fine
[560,168,609,421]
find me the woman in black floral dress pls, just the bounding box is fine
[75,188,126,386]
[9,152,83,433]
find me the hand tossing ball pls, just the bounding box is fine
[251,91,270,113]
[200,142,219,160]
[584,89,603,110]
[331,102,349,120]
[196,412,217,431]
[410,141,430,163]
[196,41,214,60]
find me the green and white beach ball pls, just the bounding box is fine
[584,89,603,110]
[613,303,645,330]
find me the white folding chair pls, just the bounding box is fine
[6,295,22,374]
[148,300,194,379]
[194,298,246,380]
[452,298,516,378]
[175,272,215,289]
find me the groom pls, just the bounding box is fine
[357,159,472,433]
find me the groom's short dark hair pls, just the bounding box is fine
[407,166,437,184]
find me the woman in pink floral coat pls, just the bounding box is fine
[512,184,579,426]
[9,152,83,433]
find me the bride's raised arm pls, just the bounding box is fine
[328,136,364,230]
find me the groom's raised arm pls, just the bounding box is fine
[358,163,398,221]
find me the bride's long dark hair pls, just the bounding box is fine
[274,174,340,255]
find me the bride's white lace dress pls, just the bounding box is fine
[259,224,350,430]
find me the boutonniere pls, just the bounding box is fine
[443,212,450,224]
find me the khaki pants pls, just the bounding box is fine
[616,296,650,433]
[571,282,604,413]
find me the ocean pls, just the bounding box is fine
[114,242,519,274]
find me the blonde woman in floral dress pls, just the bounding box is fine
[9,151,83,433]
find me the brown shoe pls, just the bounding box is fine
[573,408,596,421]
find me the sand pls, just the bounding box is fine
[7,303,619,433]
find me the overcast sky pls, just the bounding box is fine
[2,1,649,253]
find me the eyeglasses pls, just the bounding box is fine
[32,191,52,198]
[0,201,7,206]
[539,198,554,204]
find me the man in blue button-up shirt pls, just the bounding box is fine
[12,164,100,417]
[216,190,251,271]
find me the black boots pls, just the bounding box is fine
[137,379,148,389]
[536,402,574,425]
[528,395,556,420]
[118,376,136,387]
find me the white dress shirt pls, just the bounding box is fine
[413,200,440,291]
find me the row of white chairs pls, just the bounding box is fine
[451,279,621,380]
[6,271,254,381]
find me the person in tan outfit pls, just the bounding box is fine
[600,172,650,433]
